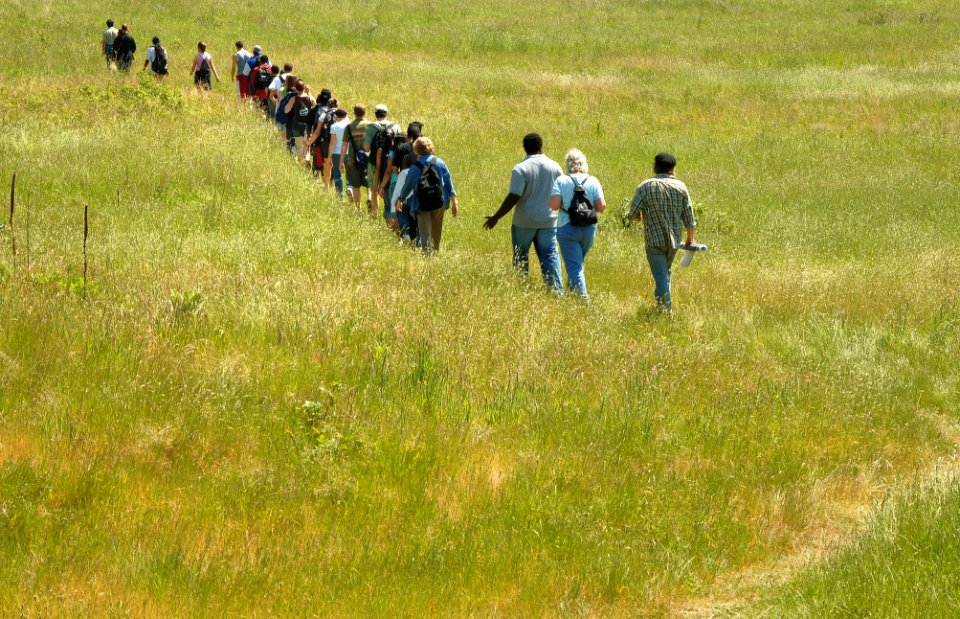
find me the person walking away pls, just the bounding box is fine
[549,149,606,302]
[364,104,398,218]
[342,105,370,211]
[251,55,273,115]
[241,45,262,98]
[483,133,563,294]
[191,42,220,90]
[398,137,459,253]
[327,108,350,197]
[284,80,313,166]
[625,152,697,313]
[113,24,136,73]
[102,20,119,67]
[269,64,293,123]
[377,126,403,235]
[392,122,422,242]
[305,91,333,180]
[143,37,168,78]
[232,41,252,99]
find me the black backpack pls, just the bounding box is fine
[254,65,272,89]
[566,175,598,226]
[317,108,336,144]
[415,157,444,212]
[370,124,392,160]
[151,46,168,75]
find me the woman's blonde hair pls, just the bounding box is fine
[413,137,435,157]
[565,149,588,174]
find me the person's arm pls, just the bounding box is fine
[211,58,221,81]
[143,58,149,70]
[230,54,237,81]
[399,167,418,211]
[102,39,106,56]
[284,95,296,114]
[593,181,607,213]
[189,57,199,76]
[682,189,696,245]
[484,194,520,230]
[443,164,459,216]
[549,195,562,212]
[625,185,645,222]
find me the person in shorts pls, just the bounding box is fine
[190,42,220,90]
[102,19,118,66]
[342,105,370,210]
[284,80,314,165]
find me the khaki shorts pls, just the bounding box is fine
[345,163,368,188]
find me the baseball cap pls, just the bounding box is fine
[375,104,388,114]
[253,45,262,54]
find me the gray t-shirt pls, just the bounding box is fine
[508,154,563,229]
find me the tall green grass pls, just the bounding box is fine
[1,0,959,615]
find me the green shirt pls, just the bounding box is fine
[344,119,369,167]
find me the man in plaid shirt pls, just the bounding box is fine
[626,153,697,312]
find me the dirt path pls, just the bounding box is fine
[672,413,960,618]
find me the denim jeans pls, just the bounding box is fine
[556,223,596,301]
[511,225,562,293]
[331,154,344,196]
[645,246,678,310]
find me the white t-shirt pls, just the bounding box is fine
[330,120,350,155]
[269,74,286,95]
[145,47,157,74]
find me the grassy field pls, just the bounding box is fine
[2,0,959,616]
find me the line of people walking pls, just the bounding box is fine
[99,22,699,311]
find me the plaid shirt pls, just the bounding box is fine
[627,174,696,249]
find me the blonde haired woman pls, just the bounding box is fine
[398,137,460,252]
[549,149,606,301]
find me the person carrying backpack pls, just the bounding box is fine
[305,91,333,180]
[251,55,273,114]
[112,24,136,72]
[363,104,398,219]
[549,149,607,302]
[283,80,314,165]
[341,105,370,211]
[241,45,262,98]
[143,36,168,78]
[398,137,459,253]
[190,42,220,91]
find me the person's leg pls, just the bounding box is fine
[645,247,673,311]
[511,225,536,276]
[368,164,379,215]
[430,209,445,251]
[345,165,362,206]
[416,211,433,253]
[556,224,584,299]
[331,154,344,197]
[532,227,563,294]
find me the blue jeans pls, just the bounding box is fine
[331,154,344,196]
[511,225,562,293]
[646,246,678,310]
[556,223,596,301]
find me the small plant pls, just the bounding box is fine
[290,391,362,462]
[31,270,93,297]
[167,289,206,324]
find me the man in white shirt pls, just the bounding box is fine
[143,37,167,78]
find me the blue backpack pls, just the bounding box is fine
[275,92,295,124]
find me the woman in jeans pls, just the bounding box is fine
[549,149,606,302]
[190,42,220,90]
